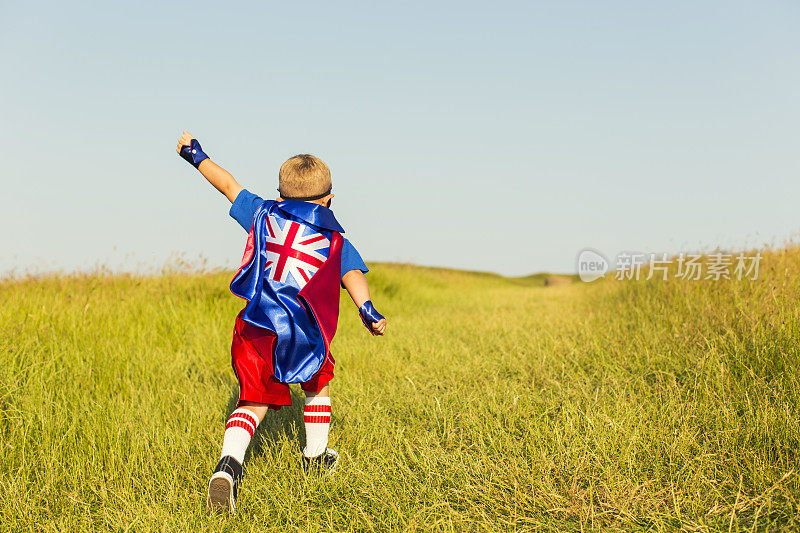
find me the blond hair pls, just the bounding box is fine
[278,154,332,200]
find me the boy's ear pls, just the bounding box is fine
[309,193,334,207]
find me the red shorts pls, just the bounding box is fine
[231,311,334,409]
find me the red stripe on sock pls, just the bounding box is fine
[304,405,331,413]
[226,419,255,437]
[230,411,259,429]
[304,415,331,424]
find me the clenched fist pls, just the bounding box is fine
[176,130,196,154]
[176,131,209,168]
[371,317,387,336]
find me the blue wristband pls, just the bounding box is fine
[179,139,209,168]
[358,300,384,335]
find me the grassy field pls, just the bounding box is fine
[1,253,799,531]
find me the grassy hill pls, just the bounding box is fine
[1,254,798,531]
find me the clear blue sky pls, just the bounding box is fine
[1,1,798,276]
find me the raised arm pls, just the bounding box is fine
[176,131,243,204]
[342,269,387,335]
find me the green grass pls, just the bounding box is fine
[1,255,799,531]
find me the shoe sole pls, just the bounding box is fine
[207,473,235,515]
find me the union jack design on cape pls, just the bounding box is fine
[230,200,343,383]
[263,216,330,289]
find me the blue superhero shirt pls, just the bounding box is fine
[229,189,368,277]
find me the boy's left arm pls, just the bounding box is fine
[342,270,386,335]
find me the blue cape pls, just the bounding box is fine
[230,200,344,383]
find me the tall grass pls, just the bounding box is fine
[0,255,798,531]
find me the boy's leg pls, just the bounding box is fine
[303,385,331,458]
[302,384,339,472]
[209,314,292,514]
[220,402,270,463]
[300,352,337,471]
[208,402,270,514]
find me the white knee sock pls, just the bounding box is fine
[220,408,260,464]
[303,396,331,458]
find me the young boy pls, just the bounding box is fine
[175,131,387,514]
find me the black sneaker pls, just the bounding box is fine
[207,456,243,514]
[302,448,339,474]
